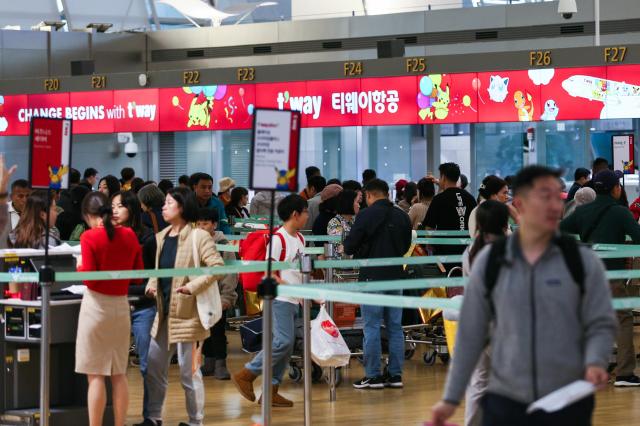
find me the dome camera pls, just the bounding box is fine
[124,141,138,158]
[138,73,148,87]
[558,0,577,19]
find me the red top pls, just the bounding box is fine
[79,226,144,296]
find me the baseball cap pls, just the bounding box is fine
[593,170,622,192]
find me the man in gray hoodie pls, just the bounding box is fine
[432,166,617,426]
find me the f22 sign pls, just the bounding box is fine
[250,109,301,192]
[29,117,73,189]
[612,135,634,175]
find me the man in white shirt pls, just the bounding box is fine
[8,178,30,230]
[232,194,308,408]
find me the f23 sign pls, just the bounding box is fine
[29,117,73,189]
[250,109,301,192]
[612,135,634,174]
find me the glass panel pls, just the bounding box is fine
[542,120,587,182]
[474,122,525,186]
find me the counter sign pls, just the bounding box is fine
[29,117,73,189]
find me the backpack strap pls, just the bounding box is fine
[275,232,287,262]
[484,237,508,316]
[554,233,585,294]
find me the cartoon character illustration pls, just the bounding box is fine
[528,69,555,86]
[488,75,509,103]
[514,91,534,122]
[562,75,640,119]
[187,95,213,128]
[48,165,69,190]
[275,168,296,191]
[0,95,7,133]
[623,160,634,174]
[426,83,451,120]
[540,99,559,121]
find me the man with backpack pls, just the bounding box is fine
[432,166,616,426]
[561,169,640,387]
[344,179,412,390]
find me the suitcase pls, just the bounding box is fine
[240,317,263,353]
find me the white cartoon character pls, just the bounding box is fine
[562,75,640,119]
[528,69,555,86]
[488,75,509,103]
[540,99,559,121]
[0,96,7,133]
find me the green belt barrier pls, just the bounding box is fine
[415,238,474,245]
[300,277,466,292]
[314,255,463,269]
[304,235,341,243]
[215,244,324,256]
[415,230,471,237]
[277,284,640,311]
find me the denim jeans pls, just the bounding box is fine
[246,300,298,385]
[361,293,404,378]
[131,305,156,419]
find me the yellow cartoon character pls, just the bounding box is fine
[275,168,296,191]
[187,96,213,128]
[426,84,450,120]
[48,165,69,190]
[514,91,534,122]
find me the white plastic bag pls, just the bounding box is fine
[310,305,351,368]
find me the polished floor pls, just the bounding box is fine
[124,331,640,425]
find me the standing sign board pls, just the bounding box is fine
[612,134,635,175]
[250,109,301,192]
[29,117,73,189]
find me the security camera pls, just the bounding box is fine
[558,0,577,19]
[138,73,148,87]
[124,141,138,158]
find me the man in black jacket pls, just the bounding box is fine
[344,179,412,390]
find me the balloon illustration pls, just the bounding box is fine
[463,95,477,112]
[417,93,430,109]
[248,104,255,115]
[172,96,184,110]
[419,76,433,96]
[214,85,227,100]
[473,78,486,104]
[183,87,193,95]
[239,87,245,97]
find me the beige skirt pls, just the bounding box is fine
[75,288,131,376]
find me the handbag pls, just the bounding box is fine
[310,305,351,368]
[191,229,223,330]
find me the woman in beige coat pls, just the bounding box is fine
[140,187,224,426]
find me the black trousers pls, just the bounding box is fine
[482,393,594,426]
[202,311,227,360]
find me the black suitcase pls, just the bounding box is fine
[240,317,262,353]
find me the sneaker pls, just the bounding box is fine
[384,375,404,388]
[214,359,231,380]
[133,420,162,426]
[352,376,385,389]
[614,375,640,387]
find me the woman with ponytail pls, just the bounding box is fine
[76,191,143,426]
[461,200,509,426]
[468,175,518,237]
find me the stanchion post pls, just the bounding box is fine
[323,243,337,402]
[259,190,277,426]
[301,254,313,426]
[39,189,54,426]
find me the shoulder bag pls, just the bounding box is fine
[192,229,223,330]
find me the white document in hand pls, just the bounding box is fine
[526,380,595,414]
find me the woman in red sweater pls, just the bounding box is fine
[76,192,143,426]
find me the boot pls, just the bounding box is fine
[231,368,258,402]
[258,385,294,408]
[201,357,215,377]
[214,359,231,380]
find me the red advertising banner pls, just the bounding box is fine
[2,63,640,137]
[29,117,72,189]
[416,73,478,124]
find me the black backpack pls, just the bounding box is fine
[484,234,585,314]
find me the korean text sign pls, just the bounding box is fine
[250,109,301,192]
[30,117,72,189]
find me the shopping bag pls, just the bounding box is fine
[310,306,351,368]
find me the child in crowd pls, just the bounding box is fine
[232,194,308,407]
[196,207,238,379]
